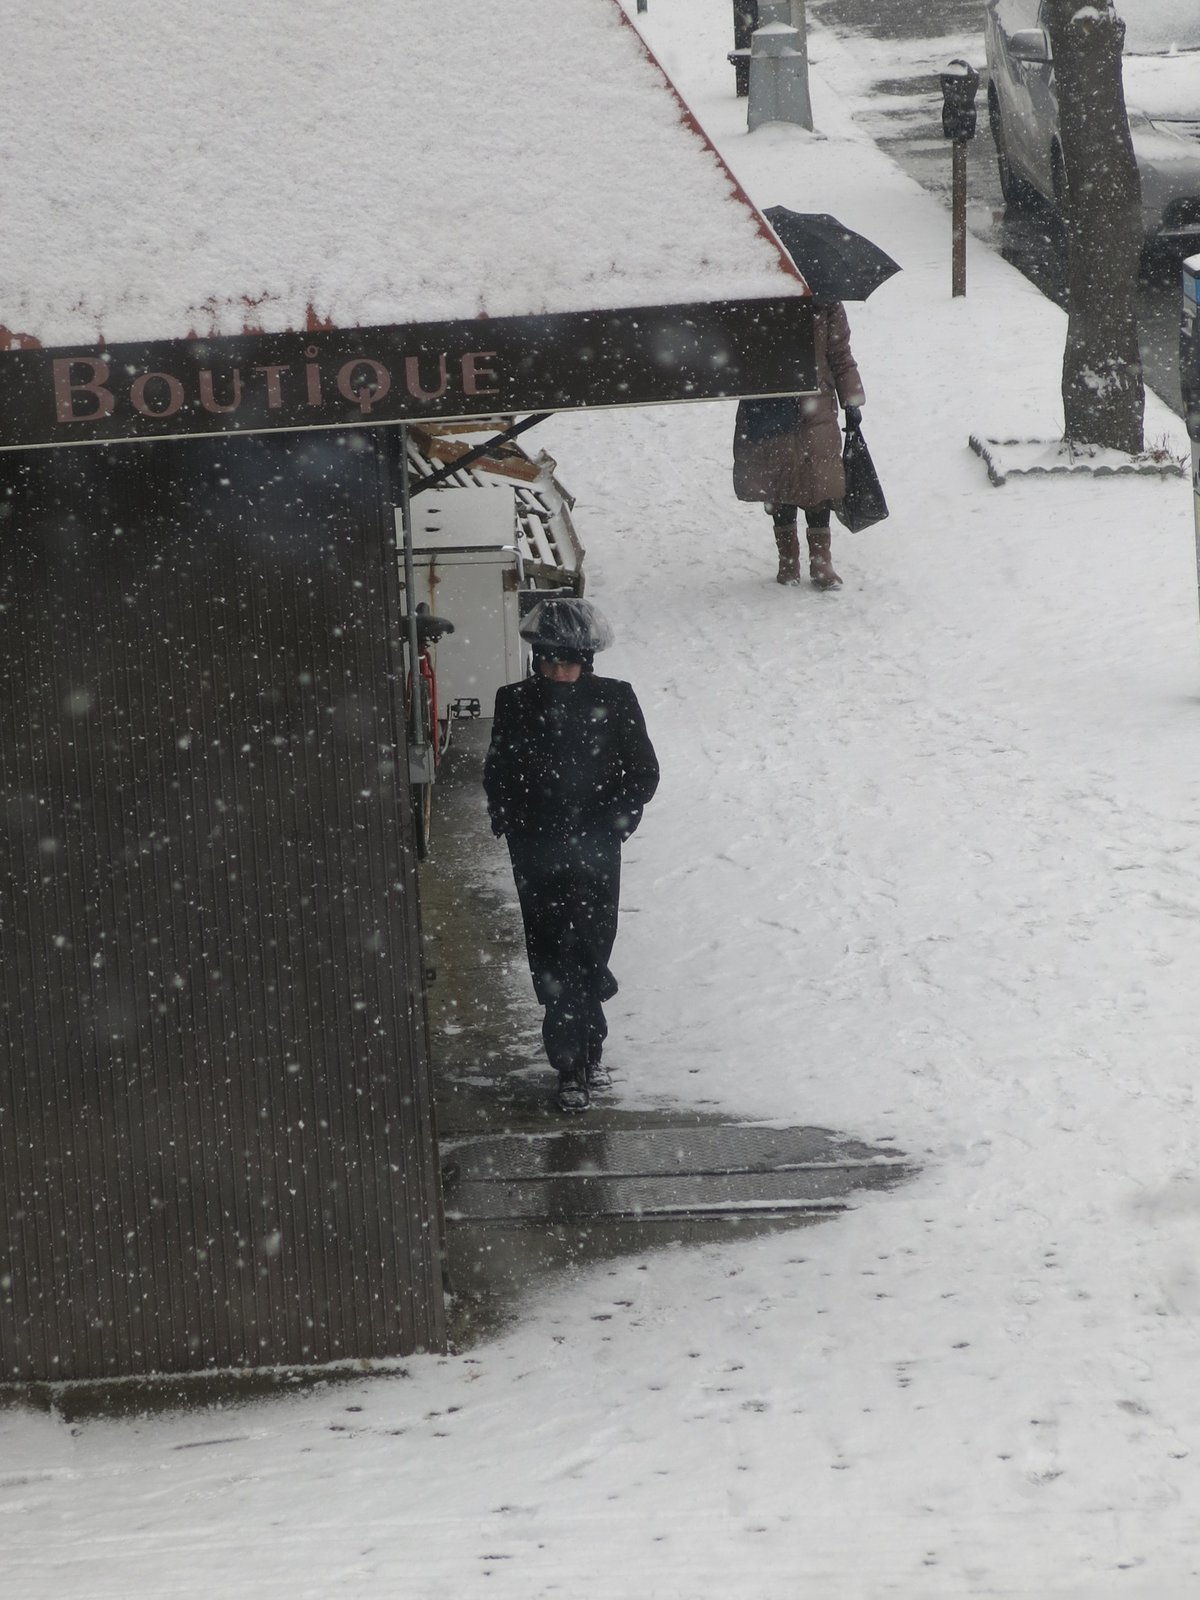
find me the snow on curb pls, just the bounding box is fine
[969,434,1189,486]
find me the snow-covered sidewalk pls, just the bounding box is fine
[4,3,1199,1596]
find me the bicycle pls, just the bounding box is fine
[402,601,455,860]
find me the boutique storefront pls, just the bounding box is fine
[0,0,813,1383]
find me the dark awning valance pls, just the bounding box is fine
[0,297,815,451]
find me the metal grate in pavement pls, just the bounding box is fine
[443,1124,912,1224]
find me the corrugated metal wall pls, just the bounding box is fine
[0,432,445,1381]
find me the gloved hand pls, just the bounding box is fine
[843,405,862,428]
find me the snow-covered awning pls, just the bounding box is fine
[0,0,813,447]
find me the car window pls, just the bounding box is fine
[991,0,1039,33]
[995,0,1039,31]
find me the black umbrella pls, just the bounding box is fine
[764,207,901,302]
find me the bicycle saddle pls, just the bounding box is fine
[401,608,456,644]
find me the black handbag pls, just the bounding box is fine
[834,415,889,532]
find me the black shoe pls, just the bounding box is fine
[586,1058,612,1091]
[556,1073,590,1114]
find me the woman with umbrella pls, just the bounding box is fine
[733,210,897,590]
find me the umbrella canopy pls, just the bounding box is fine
[764,208,901,302]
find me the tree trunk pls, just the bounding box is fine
[1043,0,1144,454]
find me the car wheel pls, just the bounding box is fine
[989,85,1036,211]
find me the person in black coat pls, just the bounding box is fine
[483,597,659,1113]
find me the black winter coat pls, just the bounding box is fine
[484,674,659,842]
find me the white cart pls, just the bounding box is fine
[399,484,525,724]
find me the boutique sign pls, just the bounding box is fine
[0,298,814,449]
[51,347,506,426]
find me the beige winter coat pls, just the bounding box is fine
[732,301,866,507]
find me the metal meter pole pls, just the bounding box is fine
[951,139,968,296]
[939,60,980,298]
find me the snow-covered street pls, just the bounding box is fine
[4,2,1200,1594]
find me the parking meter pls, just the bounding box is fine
[728,0,759,95]
[732,0,758,48]
[940,59,980,141]
[1183,257,1200,608]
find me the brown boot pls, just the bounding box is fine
[773,523,803,585]
[807,527,842,590]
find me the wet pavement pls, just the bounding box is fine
[809,0,1188,418]
[420,722,912,1345]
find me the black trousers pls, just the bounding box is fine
[507,831,622,1076]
